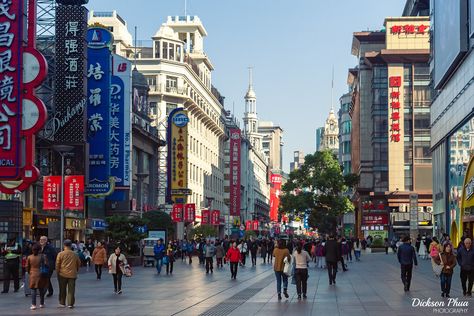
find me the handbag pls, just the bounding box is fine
[124,264,133,277]
[39,254,49,277]
[162,256,169,265]
[283,256,293,276]
[432,254,443,277]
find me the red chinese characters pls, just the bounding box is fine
[390,24,429,35]
[201,209,210,225]
[389,76,402,143]
[252,220,259,231]
[43,176,62,210]
[245,220,252,231]
[64,175,84,210]
[184,203,195,222]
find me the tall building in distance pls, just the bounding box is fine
[258,121,284,172]
[290,151,305,172]
[316,127,324,152]
[339,92,352,175]
[320,108,339,156]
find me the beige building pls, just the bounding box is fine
[258,121,283,172]
[320,108,339,156]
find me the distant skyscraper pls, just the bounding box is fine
[316,127,324,151]
[290,150,305,172]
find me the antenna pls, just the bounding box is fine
[134,26,138,68]
[184,0,187,16]
[331,65,334,111]
[232,101,235,116]
[248,66,253,89]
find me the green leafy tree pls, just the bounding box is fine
[280,150,359,234]
[105,215,148,255]
[244,230,257,240]
[142,210,175,239]
[190,225,218,239]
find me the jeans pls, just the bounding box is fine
[327,261,337,282]
[267,252,273,263]
[400,264,413,290]
[205,257,214,273]
[155,258,163,274]
[251,253,257,266]
[95,264,103,279]
[460,269,474,295]
[31,288,46,306]
[166,261,173,274]
[275,271,288,294]
[3,258,19,292]
[230,262,238,278]
[112,272,122,292]
[346,251,352,262]
[295,268,308,295]
[58,276,76,306]
[440,273,453,295]
[354,250,361,261]
[216,257,223,268]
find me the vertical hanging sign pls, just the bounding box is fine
[229,129,241,216]
[43,176,62,210]
[389,76,402,142]
[64,175,84,211]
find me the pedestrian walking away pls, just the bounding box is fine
[39,236,56,297]
[273,239,290,300]
[434,243,456,297]
[325,235,340,285]
[293,243,311,300]
[456,237,474,296]
[215,242,225,268]
[153,239,165,275]
[260,239,268,264]
[1,237,21,294]
[27,243,49,310]
[204,240,216,274]
[250,238,258,266]
[353,239,361,262]
[108,246,127,294]
[165,242,175,275]
[92,241,107,280]
[56,239,81,308]
[397,236,418,292]
[226,242,240,279]
[267,239,275,264]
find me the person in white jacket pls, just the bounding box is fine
[108,246,127,294]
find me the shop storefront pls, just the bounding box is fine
[88,218,107,241]
[33,214,60,241]
[361,212,389,243]
[460,155,474,242]
[65,218,86,242]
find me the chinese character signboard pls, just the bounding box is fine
[86,27,113,195]
[50,4,87,142]
[270,173,282,222]
[389,76,402,143]
[172,203,183,223]
[252,220,259,231]
[201,209,210,225]
[43,176,62,210]
[64,175,84,210]
[390,24,428,35]
[362,214,388,225]
[229,128,241,216]
[385,18,430,51]
[245,220,252,231]
[184,203,195,222]
[211,210,220,225]
[167,108,190,203]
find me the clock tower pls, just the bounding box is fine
[321,107,339,155]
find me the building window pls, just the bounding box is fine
[150,102,157,115]
[169,43,175,60]
[166,76,178,89]
[146,76,156,87]
[166,103,177,115]
[154,41,160,58]
[162,41,168,59]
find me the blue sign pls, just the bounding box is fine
[92,219,107,230]
[86,27,113,195]
[304,214,309,229]
[173,113,189,127]
[86,27,114,50]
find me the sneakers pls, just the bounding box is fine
[67,306,74,309]
[117,290,122,295]
[39,305,45,309]
[30,305,37,310]
[303,294,307,299]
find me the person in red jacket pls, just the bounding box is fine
[226,242,240,280]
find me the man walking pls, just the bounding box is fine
[456,238,474,296]
[56,239,81,308]
[153,239,165,275]
[397,236,418,292]
[325,235,340,285]
[204,240,216,274]
[39,236,57,297]
[1,237,21,293]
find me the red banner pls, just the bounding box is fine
[64,176,84,211]
[245,220,252,231]
[172,204,184,222]
[252,220,259,231]
[270,173,282,222]
[0,1,23,179]
[211,210,220,225]
[201,209,210,225]
[43,176,62,210]
[184,203,196,222]
[229,129,241,216]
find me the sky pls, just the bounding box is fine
[87,0,405,172]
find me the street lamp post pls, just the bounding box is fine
[53,145,74,248]
[136,173,149,218]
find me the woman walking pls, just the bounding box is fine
[353,239,361,261]
[260,239,268,264]
[226,242,240,279]
[27,243,48,310]
[165,241,175,275]
[293,243,311,300]
[273,239,290,300]
[215,242,225,268]
[108,246,127,294]
[434,244,456,297]
[92,242,107,280]
[384,238,390,255]
[267,239,275,264]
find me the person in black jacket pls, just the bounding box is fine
[39,236,57,297]
[397,236,418,292]
[456,238,474,296]
[325,235,340,285]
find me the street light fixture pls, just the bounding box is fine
[52,144,74,248]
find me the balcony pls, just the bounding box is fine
[148,84,188,97]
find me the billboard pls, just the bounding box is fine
[171,203,183,223]
[86,27,113,195]
[64,175,84,211]
[270,173,282,222]
[229,128,241,216]
[184,203,196,222]
[167,108,190,203]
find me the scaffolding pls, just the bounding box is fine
[156,116,168,208]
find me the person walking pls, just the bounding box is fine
[39,236,56,297]
[267,239,275,264]
[353,238,361,261]
[27,243,49,310]
[56,239,81,308]
[418,236,427,260]
[108,246,127,294]
[434,243,456,297]
[153,239,165,275]
[226,242,240,279]
[238,240,248,266]
[384,238,390,255]
[456,238,474,296]
[187,240,194,264]
[325,235,340,285]
[215,242,224,268]
[397,236,418,292]
[260,239,268,264]
[1,238,21,293]
[293,243,311,300]
[316,241,325,268]
[91,241,107,280]
[166,242,175,275]
[273,239,290,300]
[250,238,258,266]
[204,240,216,274]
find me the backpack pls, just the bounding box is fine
[430,245,439,258]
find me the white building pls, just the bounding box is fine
[258,121,284,172]
[320,108,339,156]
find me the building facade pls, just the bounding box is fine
[290,151,305,172]
[258,121,284,173]
[339,93,352,175]
[320,109,339,156]
[316,127,324,152]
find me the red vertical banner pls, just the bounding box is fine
[172,204,184,222]
[270,173,282,222]
[245,220,252,231]
[211,210,220,225]
[64,176,84,211]
[43,176,62,210]
[184,203,196,222]
[229,129,241,216]
[0,0,23,179]
[252,220,259,231]
[201,209,210,225]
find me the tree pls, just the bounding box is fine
[244,230,257,240]
[280,150,359,234]
[142,210,175,238]
[105,215,148,255]
[190,225,218,239]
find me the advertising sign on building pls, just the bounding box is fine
[86,27,113,195]
[184,203,196,222]
[172,203,183,223]
[229,128,241,216]
[211,210,220,225]
[270,173,282,222]
[167,108,190,203]
[362,214,389,225]
[43,176,62,210]
[64,176,84,210]
[201,209,210,225]
[245,220,252,231]
[252,220,259,231]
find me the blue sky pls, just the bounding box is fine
[87,0,405,172]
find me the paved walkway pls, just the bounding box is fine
[1,251,472,315]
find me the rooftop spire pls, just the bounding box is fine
[331,65,334,112]
[245,66,256,99]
